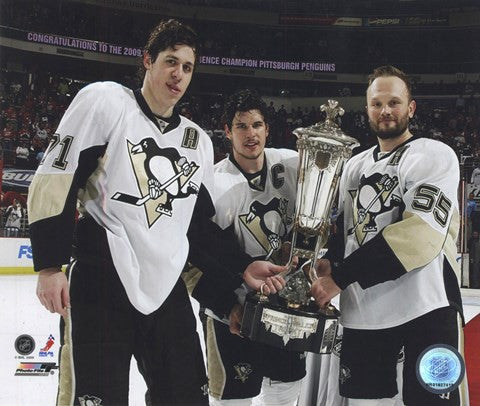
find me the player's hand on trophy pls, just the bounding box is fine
[313,258,332,277]
[229,303,244,336]
[243,260,286,295]
[301,258,331,282]
[311,276,341,309]
[37,268,70,317]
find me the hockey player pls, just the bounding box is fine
[28,20,286,405]
[185,89,305,405]
[311,66,467,405]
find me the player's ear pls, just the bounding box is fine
[265,123,269,138]
[143,52,152,70]
[224,124,232,140]
[408,99,416,118]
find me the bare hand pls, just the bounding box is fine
[243,260,286,294]
[311,276,341,308]
[229,303,244,336]
[302,258,332,282]
[37,268,70,317]
[313,258,332,277]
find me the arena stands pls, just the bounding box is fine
[0,0,479,278]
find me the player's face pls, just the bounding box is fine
[367,76,416,140]
[142,45,195,117]
[225,109,269,164]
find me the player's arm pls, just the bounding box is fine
[329,144,460,290]
[187,185,285,318]
[28,83,112,315]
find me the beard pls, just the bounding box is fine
[369,114,410,140]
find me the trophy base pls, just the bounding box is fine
[240,291,340,354]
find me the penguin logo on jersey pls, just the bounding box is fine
[348,173,401,245]
[78,395,102,406]
[239,197,291,260]
[233,363,253,383]
[112,138,199,227]
[339,365,351,384]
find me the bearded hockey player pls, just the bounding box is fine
[311,65,467,406]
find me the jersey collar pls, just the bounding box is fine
[134,89,181,134]
[373,135,419,162]
[229,153,268,191]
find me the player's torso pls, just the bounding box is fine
[214,149,298,260]
[81,89,210,234]
[342,144,410,255]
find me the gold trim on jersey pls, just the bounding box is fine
[28,173,74,224]
[383,211,447,272]
[206,317,227,399]
[57,261,76,406]
[444,208,461,278]
[181,264,203,296]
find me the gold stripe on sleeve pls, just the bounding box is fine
[383,211,445,272]
[28,173,74,224]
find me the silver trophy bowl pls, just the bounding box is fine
[240,100,359,354]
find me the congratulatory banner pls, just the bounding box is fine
[11,28,336,72]
[199,55,335,72]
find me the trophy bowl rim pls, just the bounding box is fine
[294,126,360,147]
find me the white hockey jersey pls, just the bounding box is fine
[213,148,298,260]
[28,82,247,315]
[333,137,462,329]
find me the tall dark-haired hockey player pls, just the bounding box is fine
[28,19,286,405]
[184,89,305,405]
[311,65,468,405]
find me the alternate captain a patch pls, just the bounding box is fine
[182,127,199,149]
[112,138,199,226]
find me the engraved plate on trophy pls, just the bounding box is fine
[240,100,359,354]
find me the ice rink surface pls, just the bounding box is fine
[0,274,204,405]
[1,273,479,405]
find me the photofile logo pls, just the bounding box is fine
[15,362,58,376]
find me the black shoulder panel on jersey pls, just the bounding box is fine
[188,185,254,316]
[331,231,406,290]
[30,144,107,271]
[30,178,79,271]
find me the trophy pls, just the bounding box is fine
[240,100,359,354]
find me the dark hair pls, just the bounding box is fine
[367,65,413,101]
[222,89,269,130]
[139,19,199,78]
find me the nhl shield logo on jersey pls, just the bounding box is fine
[239,197,291,259]
[348,173,401,245]
[112,138,199,226]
